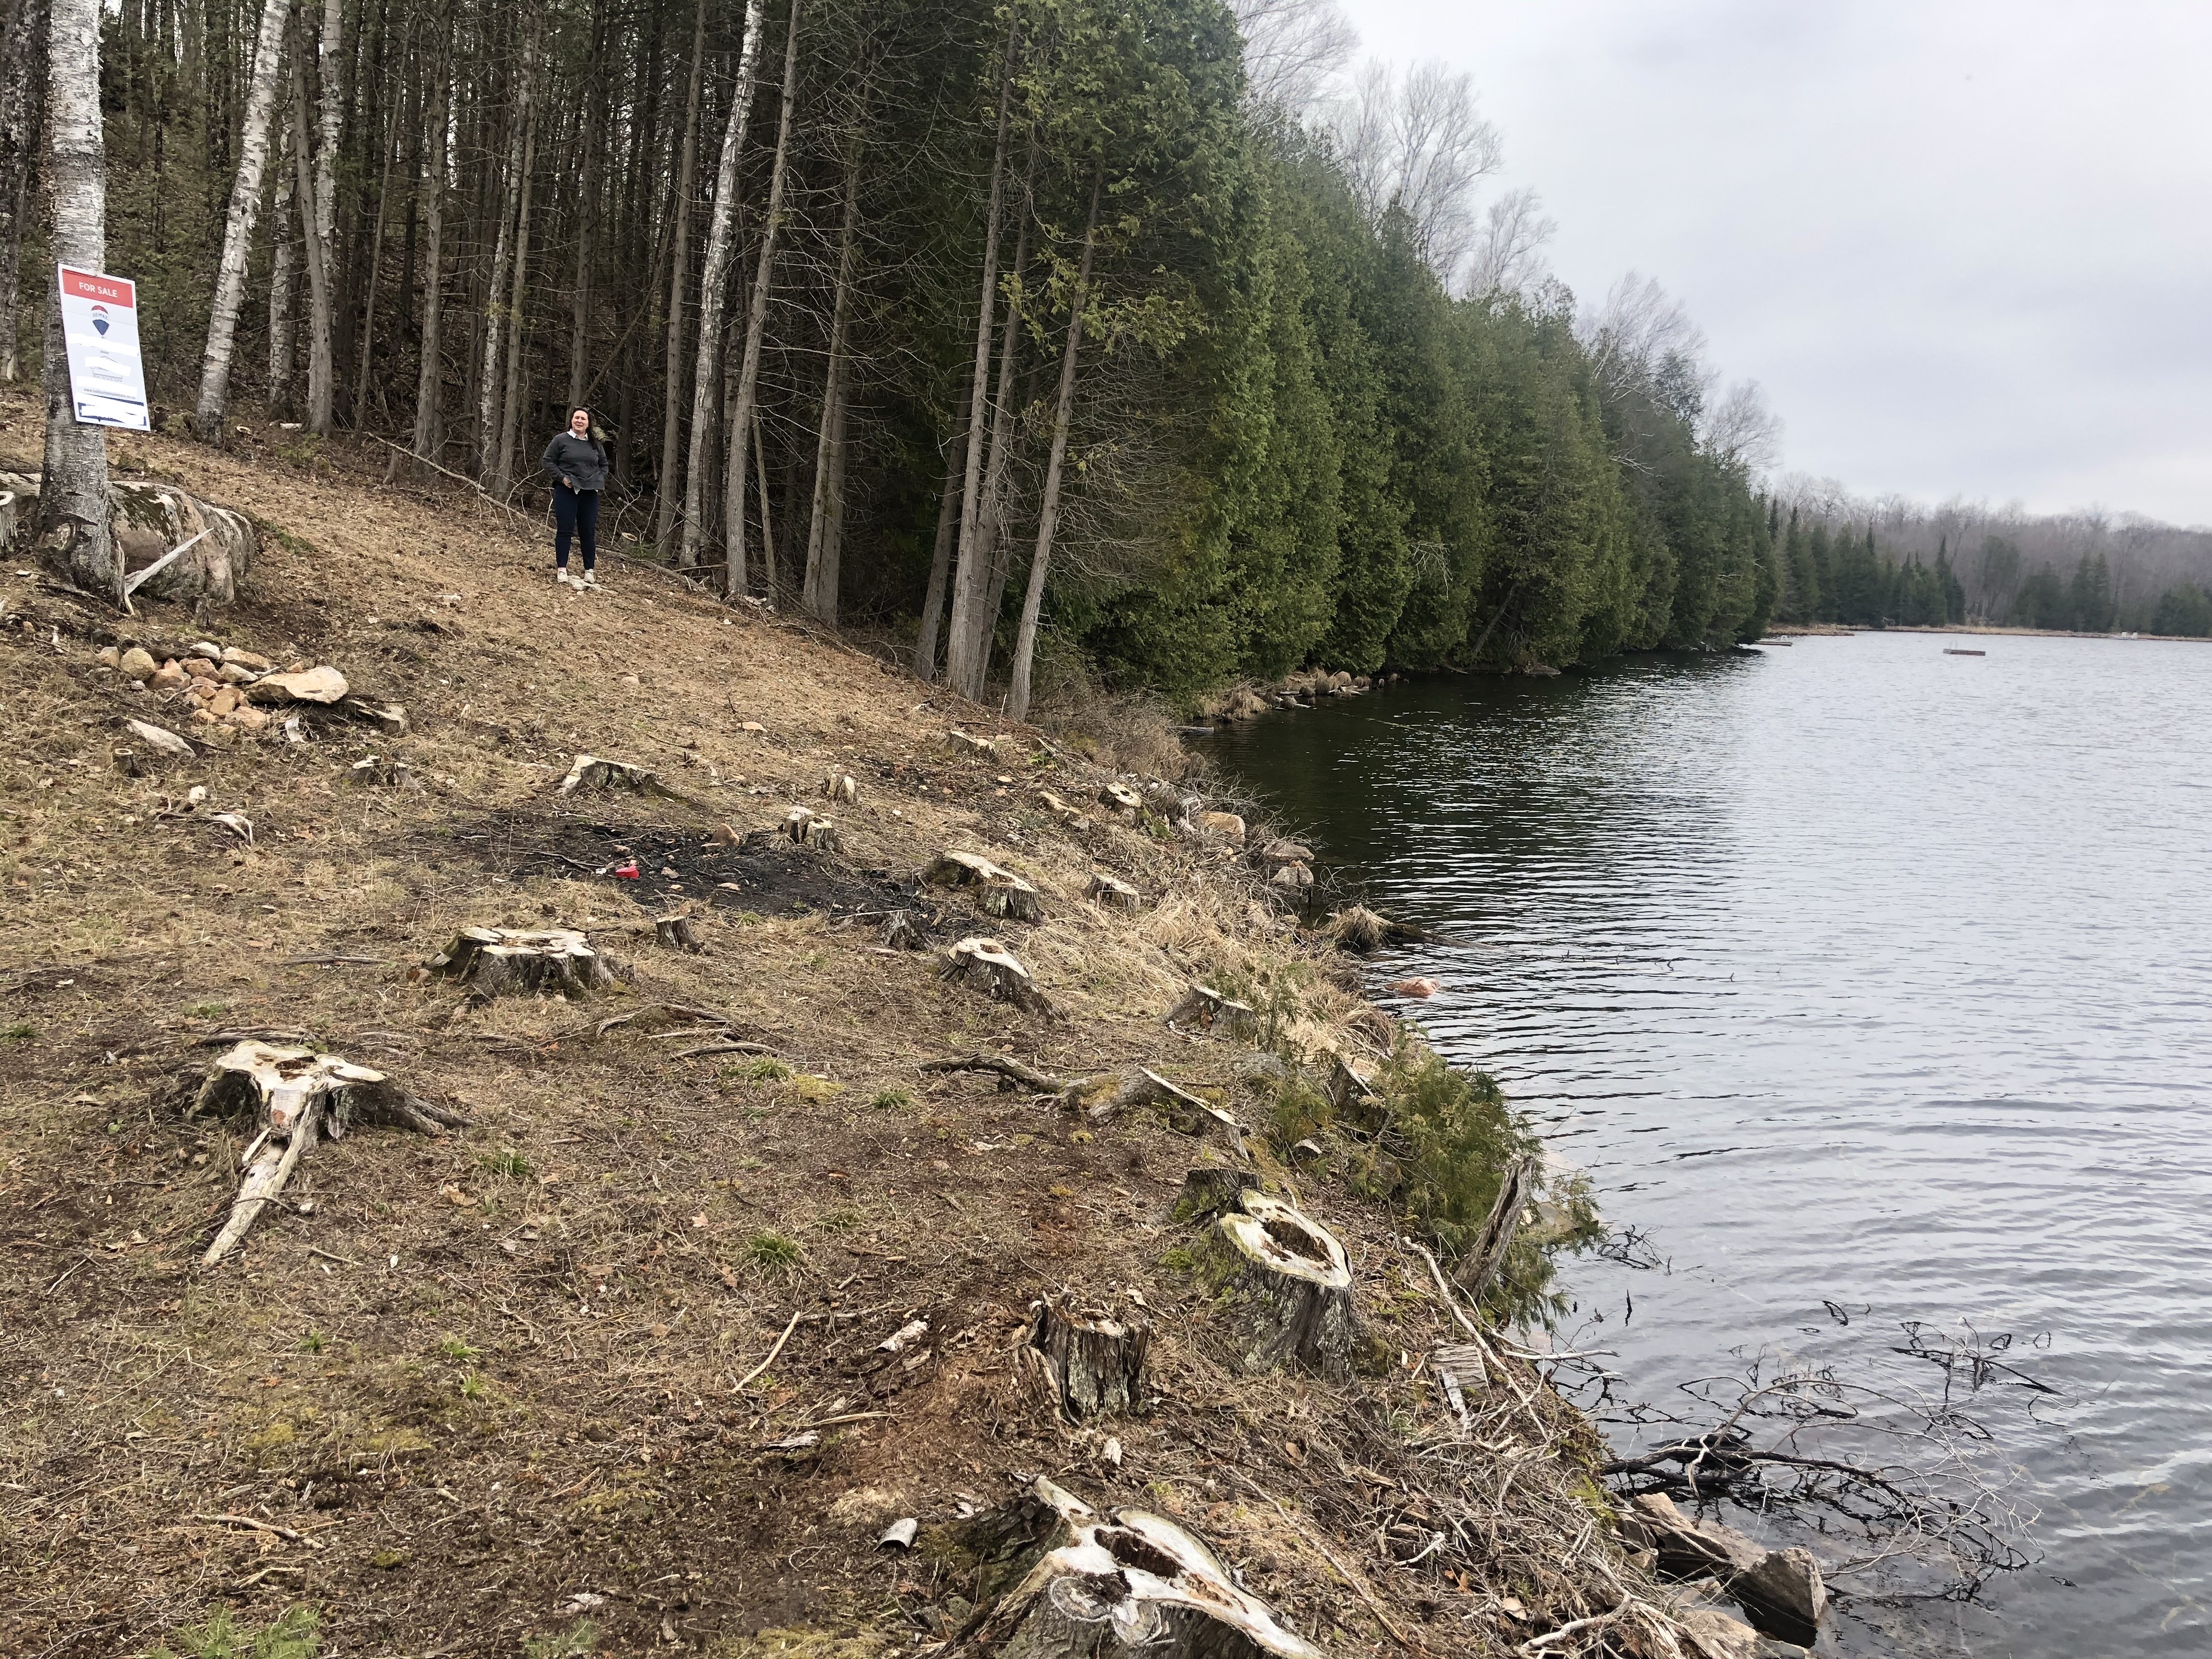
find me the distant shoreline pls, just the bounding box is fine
[1762,622,2211,643]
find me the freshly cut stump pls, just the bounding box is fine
[432,928,616,998]
[1086,872,1140,910]
[1025,1295,1152,1420]
[881,910,924,951]
[822,771,857,804]
[927,849,1043,923]
[1163,984,1259,1041]
[191,1041,470,1264]
[1189,1188,1361,1381]
[347,756,412,788]
[942,936,1054,1017]
[971,1477,1319,1659]
[785,807,845,853]
[1099,781,1143,813]
[654,913,704,952]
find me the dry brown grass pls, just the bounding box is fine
[0,388,1664,1659]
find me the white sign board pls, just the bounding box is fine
[58,264,151,431]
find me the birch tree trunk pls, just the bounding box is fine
[1007,169,1102,722]
[492,49,539,495]
[720,0,803,602]
[36,0,112,595]
[913,371,971,681]
[390,33,448,482]
[945,154,1034,703]
[188,0,288,436]
[284,30,333,437]
[301,0,344,436]
[652,0,707,555]
[267,91,297,420]
[678,0,765,573]
[943,21,1017,686]
[800,133,861,625]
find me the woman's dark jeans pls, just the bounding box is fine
[553,484,600,572]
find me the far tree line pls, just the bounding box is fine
[1771,513,2212,637]
[28,0,2196,707]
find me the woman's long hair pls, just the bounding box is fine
[567,406,606,461]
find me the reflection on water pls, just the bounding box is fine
[1205,633,2212,1657]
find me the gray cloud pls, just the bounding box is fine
[1347,0,2212,524]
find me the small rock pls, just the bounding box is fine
[247,665,349,705]
[1269,861,1314,890]
[149,659,189,692]
[190,708,219,726]
[121,718,195,760]
[99,645,126,670]
[188,640,223,662]
[712,822,741,846]
[741,720,766,734]
[228,704,270,733]
[182,656,219,680]
[1672,1605,1763,1659]
[208,686,240,716]
[620,673,641,686]
[221,646,272,670]
[217,662,258,684]
[1389,976,1440,998]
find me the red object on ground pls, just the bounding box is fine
[612,859,640,880]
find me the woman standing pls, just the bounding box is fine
[540,407,608,588]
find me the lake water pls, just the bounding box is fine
[1202,632,2211,1657]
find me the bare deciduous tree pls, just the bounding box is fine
[1703,379,1783,478]
[1228,0,1355,117]
[1333,59,1502,285]
[1462,185,1554,302]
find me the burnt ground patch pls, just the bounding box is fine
[435,807,977,940]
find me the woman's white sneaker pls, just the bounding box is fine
[580,571,601,590]
[556,569,573,586]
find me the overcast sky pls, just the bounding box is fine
[1345,0,2212,526]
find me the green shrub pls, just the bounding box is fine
[154,1605,320,1659]
[743,1230,803,1274]
[1374,1042,1599,1327]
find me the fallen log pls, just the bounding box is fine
[940,936,1054,1017]
[963,1477,1319,1659]
[926,849,1044,923]
[1062,1068,1245,1152]
[431,928,617,998]
[1163,984,1259,1040]
[1454,1153,1535,1303]
[1024,1294,1151,1420]
[190,1041,470,1264]
[1188,1187,1362,1382]
[1617,1494,1826,1643]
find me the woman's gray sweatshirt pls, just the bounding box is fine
[541,431,608,493]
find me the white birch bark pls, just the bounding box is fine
[718,0,802,600]
[678,0,766,573]
[37,0,113,595]
[652,0,708,554]
[1007,172,1102,722]
[800,136,862,625]
[190,0,290,437]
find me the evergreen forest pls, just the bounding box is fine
[0,0,1792,708]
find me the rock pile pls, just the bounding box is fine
[98,635,402,744]
[1211,667,1380,721]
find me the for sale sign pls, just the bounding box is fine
[57,265,151,431]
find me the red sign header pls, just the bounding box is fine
[60,267,134,307]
